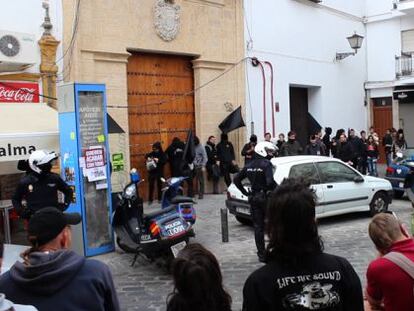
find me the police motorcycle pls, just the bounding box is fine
[160,175,197,226]
[112,169,193,265]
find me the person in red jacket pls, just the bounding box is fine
[365,212,414,311]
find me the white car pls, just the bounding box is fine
[226,156,393,224]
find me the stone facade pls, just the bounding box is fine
[62,0,246,192]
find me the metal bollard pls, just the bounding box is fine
[221,206,229,243]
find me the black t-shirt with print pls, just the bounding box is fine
[242,252,363,311]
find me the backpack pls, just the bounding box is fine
[384,251,414,296]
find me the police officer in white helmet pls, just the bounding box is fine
[234,141,277,262]
[12,150,73,219]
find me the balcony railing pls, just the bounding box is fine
[395,0,414,14]
[396,53,414,77]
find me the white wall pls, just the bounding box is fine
[0,0,63,77]
[365,0,393,17]
[366,18,401,83]
[245,0,367,138]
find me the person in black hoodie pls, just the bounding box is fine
[348,129,364,169]
[280,131,303,156]
[336,134,354,165]
[382,128,393,167]
[216,133,236,187]
[146,141,167,204]
[358,130,368,174]
[331,129,345,159]
[166,137,186,177]
[0,207,120,311]
[242,179,363,311]
[322,127,332,156]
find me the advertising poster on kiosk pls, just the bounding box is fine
[78,91,112,250]
[58,83,114,256]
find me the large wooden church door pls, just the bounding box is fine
[127,52,195,200]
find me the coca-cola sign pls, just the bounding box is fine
[0,82,39,103]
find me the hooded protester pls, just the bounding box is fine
[166,137,186,177]
[322,127,332,156]
[0,207,120,311]
[145,141,167,204]
[280,131,303,156]
[216,133,236,187]
[241,134,258,165]
[12,150,73,219]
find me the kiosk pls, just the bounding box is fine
[58,83,114,256]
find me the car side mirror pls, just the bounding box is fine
[353,176,364,183]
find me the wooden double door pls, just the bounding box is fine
[373,104,393,164]
[127,53,195,200]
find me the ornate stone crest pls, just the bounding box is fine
[154,0,181,42]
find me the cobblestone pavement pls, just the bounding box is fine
[97,194,414,311]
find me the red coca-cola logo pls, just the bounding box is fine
[0,82,39,103]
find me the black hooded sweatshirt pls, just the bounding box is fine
[0,250,120,311]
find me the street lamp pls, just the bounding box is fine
[336,32,364,61]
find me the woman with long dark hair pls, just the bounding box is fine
[366,135,379,177]
[167,243,232,311]
[242,178,363,311]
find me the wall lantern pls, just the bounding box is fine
[336,32,364,61]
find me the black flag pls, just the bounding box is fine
[183,129,195,163]
[218,106,245,134]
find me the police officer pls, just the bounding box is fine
[234,141,277,262]
[12,150,73,219]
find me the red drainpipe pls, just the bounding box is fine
[264,61,275,138]
[251,57,267,137]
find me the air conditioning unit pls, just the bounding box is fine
[0,30,37,72]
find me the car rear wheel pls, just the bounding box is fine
[235,216,253,226]
[394,190,404,199]
[370,192,389,216]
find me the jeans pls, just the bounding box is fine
[195,167,205,198]
[386,152,392,167]
[367,157,378,177]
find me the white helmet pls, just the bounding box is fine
[254,141,277,158]
[29,150,58,174]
